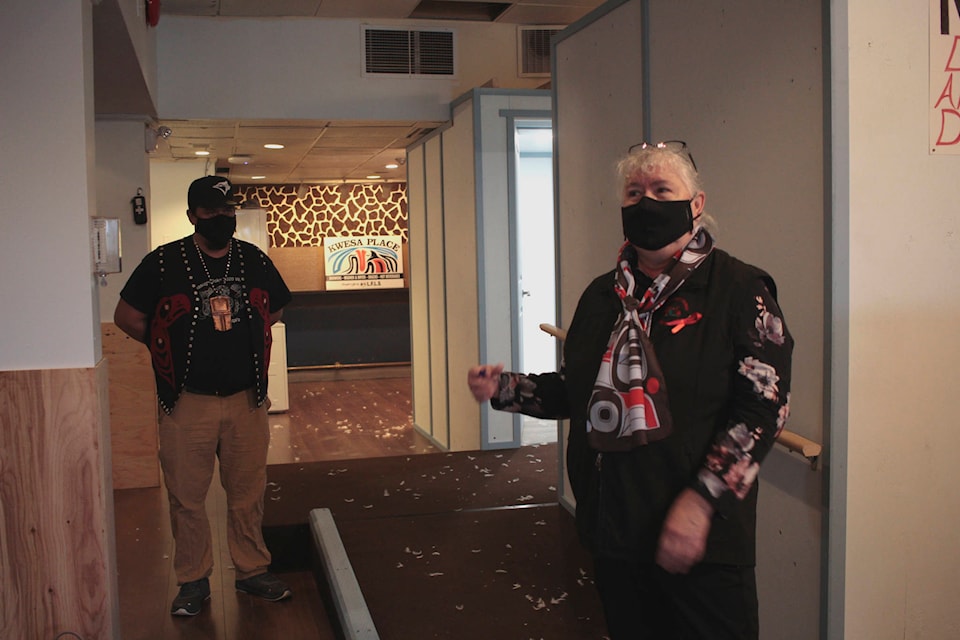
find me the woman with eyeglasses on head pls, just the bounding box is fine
[467,141,793,639]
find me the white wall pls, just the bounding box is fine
[831,2,960,638]
[148,160,209,248]
[0,0,100,370]
[95,119,153,321]
[117,0,157,102]
[156,16,547,121]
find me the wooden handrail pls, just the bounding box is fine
[538,323,822,468]
[774,429,822,469]
[539,323,567,340]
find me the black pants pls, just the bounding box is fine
[593,558,759,640]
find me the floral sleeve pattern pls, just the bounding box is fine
[490,370,570,420]
[696,279,794,509]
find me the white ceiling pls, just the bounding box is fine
[160,0,600,24]
[143,0,602,184]
[155,118,448,185]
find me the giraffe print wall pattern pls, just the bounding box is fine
[236,183,408,249]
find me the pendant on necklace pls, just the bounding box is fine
[210,295,233,331]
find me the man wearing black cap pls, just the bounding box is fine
[114,175,293,616]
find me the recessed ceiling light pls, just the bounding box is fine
[366,175,381,180]
[263,143,284,150]
[228,155,252,165]
[251,175,266,180]
[385,163,399,169]
[194,150,210,156]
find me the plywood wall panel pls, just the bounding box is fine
[102,323,159,490]
[0,364,120,639]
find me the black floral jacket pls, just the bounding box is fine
[492,248,793,565]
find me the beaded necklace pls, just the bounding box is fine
[194,238,232,282]
[194,239,234,331]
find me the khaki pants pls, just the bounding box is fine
[159,390,272,584]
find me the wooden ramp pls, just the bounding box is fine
[263,444,609,639]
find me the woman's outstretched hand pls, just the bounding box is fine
[467,364,504,403]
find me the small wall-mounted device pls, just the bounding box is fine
[92,217,121,286]
[132,188,147,225]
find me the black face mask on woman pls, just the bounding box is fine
[195,214,236,250]
[621,197,694,250]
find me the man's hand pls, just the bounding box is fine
[655,488,714,574]
[114,299,148,344]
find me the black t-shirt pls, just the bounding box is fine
[186,255,255,393]
[120,237,292,405]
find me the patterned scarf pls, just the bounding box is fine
[586,228,714,451]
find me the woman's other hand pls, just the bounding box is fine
[467,364,504,403]
[654,488,714,574]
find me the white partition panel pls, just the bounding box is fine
[553,0,645,505]
[408,89,551,452]
[443,97,481,451]
[646,4,825,638]
[424,135,449,448]
[554,1,824,637]
[407,144,432,437]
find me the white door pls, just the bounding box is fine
[513,123,558,445]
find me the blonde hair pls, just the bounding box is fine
[616,144,702,195]
[615,143,718,237]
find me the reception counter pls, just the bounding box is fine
[279,288,410,368]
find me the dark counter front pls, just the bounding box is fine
[281,289,411,368]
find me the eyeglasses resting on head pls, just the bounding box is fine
[627,140,698,172]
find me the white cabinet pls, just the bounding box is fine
[268,321,289,413]
[236,207,289,413]
[235,208,269,249]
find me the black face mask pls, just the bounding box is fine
[621,197,694,250]
[195,214,236,250]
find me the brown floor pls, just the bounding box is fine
[114,372,608,639]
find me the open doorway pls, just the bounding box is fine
[513,121,558,445]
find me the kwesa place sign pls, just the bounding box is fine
[323,236,404,290]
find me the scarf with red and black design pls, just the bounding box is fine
[586,228,713,451]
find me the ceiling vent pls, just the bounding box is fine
[363,26,455,77]
[517,27,562,78]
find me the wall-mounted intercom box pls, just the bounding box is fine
[92,217,121,276]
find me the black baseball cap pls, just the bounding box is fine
[187,176,239,210]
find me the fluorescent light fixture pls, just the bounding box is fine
[251,175,266,180]
[385,163,399,169]
[263,143,284,149]
[366,175,381,180]
[194,150,210,156]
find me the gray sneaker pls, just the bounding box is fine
[235,572,292,601]
[171,577,210,616]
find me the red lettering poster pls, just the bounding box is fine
[932,0,960,153]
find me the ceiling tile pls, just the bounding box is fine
[161,0,219,16]
[217,0,322,17]
[497,4,591,24]
[314,0,421,19]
